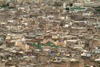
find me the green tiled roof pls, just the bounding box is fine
[41,43,46,46]
[30,43,45,48]
[45,41,57,47]
[30,41,63,48]
[57,45,62,47]
[30,43,38,48]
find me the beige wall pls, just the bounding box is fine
[93,40,98,46]
[89,39,93,46]
[51,61,84,67]
[0,1,5,6]
[42,39,64,46]
[70,62,79,67]
[51,62,68,67]
[72,29,87,33]
[92,39,100,46]
[16,43,29,50]
[54,40,64,46]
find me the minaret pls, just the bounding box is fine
[15,41,18,46]
[25,44,27,50]
[64,40,67,47]
[63,3,66,9]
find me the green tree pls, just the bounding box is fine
[69,3,73,7]
[84,66,89,67]
[1,4,7,7]
[33,21,35,24]
[8,6,15,9]
[60,23,63,27]
[96,9,100,12]
[37,40,41,49]
[7,3,9,6]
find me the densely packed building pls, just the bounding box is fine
[0,0,100,67]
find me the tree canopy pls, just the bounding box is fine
[69,3,73,7]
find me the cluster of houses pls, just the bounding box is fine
[0,0,100,67]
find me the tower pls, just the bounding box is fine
[63,3,66,9]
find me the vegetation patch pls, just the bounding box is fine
[95,6,100,12]
[1,3,15,9]
[69,3,73,7]
[8,7,15,9]
[53,2,61,7]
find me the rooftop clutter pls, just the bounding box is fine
[0,0,100,67]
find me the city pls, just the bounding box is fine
[0,0,100,67]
